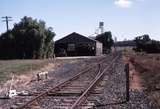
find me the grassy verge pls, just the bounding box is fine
[125,51,160,106]
[0,59,52,84]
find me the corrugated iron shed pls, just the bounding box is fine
[55,32,102,56]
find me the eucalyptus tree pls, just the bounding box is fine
[0,16,55,59]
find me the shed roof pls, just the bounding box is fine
[55,32,98,44]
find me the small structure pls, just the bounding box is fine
[37,71,48,81]
[55,32,102,56]
[114,40,136,51]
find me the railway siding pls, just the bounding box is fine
[0,54,158,109]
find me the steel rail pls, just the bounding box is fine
[70,55,119,109]
[16,57,107,109]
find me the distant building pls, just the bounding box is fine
[55,32,102,57]
[114,40,136,51]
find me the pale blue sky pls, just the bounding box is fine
[0,0,160,41]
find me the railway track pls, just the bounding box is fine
[8,54,120,109]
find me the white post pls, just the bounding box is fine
[9,72,14,91]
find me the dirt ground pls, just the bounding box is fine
[124,51,160,107]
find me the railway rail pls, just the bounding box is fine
[9,54,120,109]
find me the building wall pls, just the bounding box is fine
[55,32,103,57]
[96,42,102,55]
[55,42,97,56]
[112,46,134,52]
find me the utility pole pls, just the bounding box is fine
[2,16,12,32]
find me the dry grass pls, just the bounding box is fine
[125,50,160,106]
[131,53,160,90]
[0,58,77,95]
[0,59,52,84]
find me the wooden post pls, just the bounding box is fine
[45,73,48,79]
[125,63,130,101]
[37,74,40,81]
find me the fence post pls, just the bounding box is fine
[125,63,130,101]
[45,73,48,79]
[37,73,40,81]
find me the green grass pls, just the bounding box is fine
[0,59,52,84]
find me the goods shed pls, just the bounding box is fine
[55,32,102,56]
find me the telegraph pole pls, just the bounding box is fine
[2,16,12,32]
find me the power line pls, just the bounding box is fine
[2,16,12,32]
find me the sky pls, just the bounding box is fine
[0,0,160,41]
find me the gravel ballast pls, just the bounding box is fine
[0,55,159,109]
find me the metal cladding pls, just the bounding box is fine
[55,32,102,56]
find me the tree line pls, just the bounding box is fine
[0,16,55,59]
[134,34,160,53]
[2,16,159,59]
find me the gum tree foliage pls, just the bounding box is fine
[134,34,160,53]
[96,31,114,52]
[0,16,55,59]
[134,34,150,52]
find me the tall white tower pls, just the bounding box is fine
[95,22,104,35]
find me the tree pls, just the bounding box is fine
[0,30,15,59]
[134,34,151,52]
[96,31,113,53]
[0,16,55,59]
[134,34,160,53]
